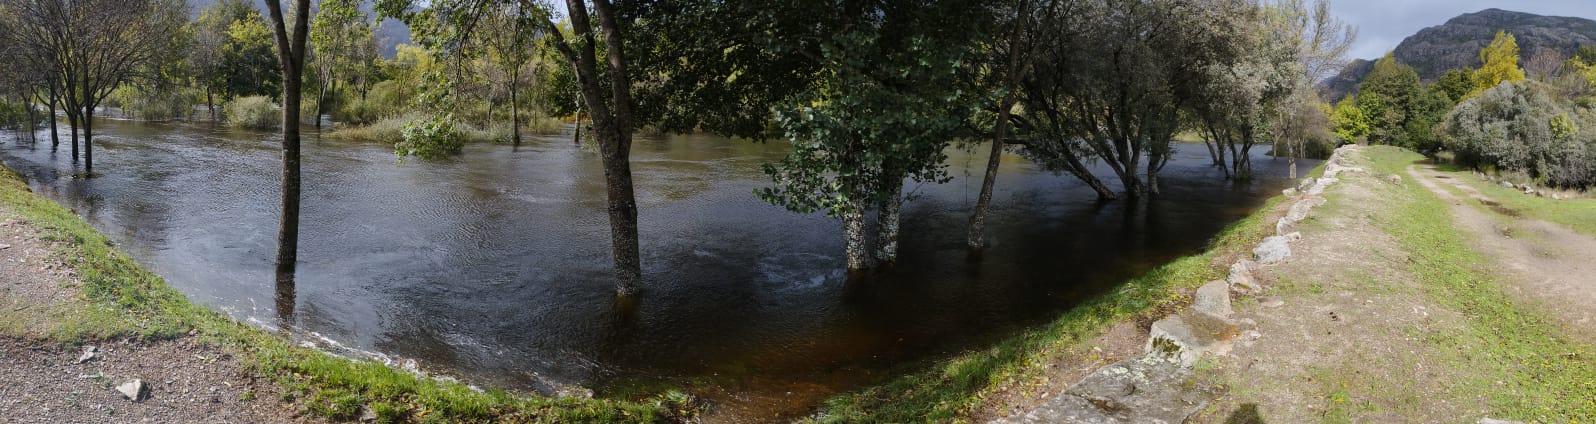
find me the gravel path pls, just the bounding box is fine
[1,211,314,423]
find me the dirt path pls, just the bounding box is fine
[0,212,312,423]
[1407,164,1596,341]
[1191,149,1491,423]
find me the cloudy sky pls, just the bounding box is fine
[1332,0,1596,60]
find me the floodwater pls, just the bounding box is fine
[0,120,1309,420]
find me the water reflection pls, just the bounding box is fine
[0,120,1310,418]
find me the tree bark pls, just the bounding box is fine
[265,0,311,283]
[842,196,872,271]
[876,174,903,265]
[68,111,78,161]
[83,108,93,174]
[967,99,1014,246]
[511,66,521,145]
[48,92,59,148]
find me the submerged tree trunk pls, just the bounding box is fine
[206,89,216,121]
[48,93,59,148]
[969,94,1014,250]
[511,66,522,145]
[67,112,78,161]
[876,174,903,265]
[83,108,93,174]
[596,121,641,294]
[265,0,311,284]
[842,196,872,271]
[572,109,582,144]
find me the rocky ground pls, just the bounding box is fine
[988,146,1596,423]
[0,212,314,423]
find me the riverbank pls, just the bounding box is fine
[0,165,692,422]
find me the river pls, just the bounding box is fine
[0,119,1309,420]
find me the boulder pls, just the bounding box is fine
[1253,236,1291,264]
[1307,177,1339,195]
[1226,261,1261,293]
[1193,281,1233,318]
[1146,313,1235,367]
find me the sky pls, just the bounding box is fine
[1332,0,1596,60]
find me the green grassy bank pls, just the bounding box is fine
[806,164,1324,423]
[1363,146,1596,422]
[0,166,689,423]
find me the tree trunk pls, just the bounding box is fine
[876,174,903,265]
[68,112,78,161]
[206,89,215,121]
[842,196,872,271]
[83,108,93,174]
[573,109,582,144]
[511,69,521,145]
[969,95,1015,250]
[49,94,59,148]
[315,82,326,129]
[265,0,311,284]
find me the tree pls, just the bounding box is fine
[309,0,376,129]
[1329,95,1369,144]
[263,0,312,283]
[224,8,283,100]
[758,1,987,269]
[1355,53,1421,146]
[1,0,187,174]
[1433,68,1473,102]
[1469,30,1526,98]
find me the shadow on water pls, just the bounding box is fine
[0,123,1312,419]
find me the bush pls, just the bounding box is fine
[225,95,280,130]
[396,114,463,159]
[326,113,415,143]
[334,80,409,125]
[110,85,196,121]
[0,100,35,130]
[1442,81,1596,189]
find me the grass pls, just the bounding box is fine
[1363,145,1596,422]
[805,165,1314,423]
[1431,164,1596,238]
[0,166,689,423]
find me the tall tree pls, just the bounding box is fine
[1469,30,1526,98]
[758,1,987,269]
[263,0,312,282]
[967,0,1056,251]
[309,0,376,129]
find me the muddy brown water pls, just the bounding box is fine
[0,120,1309,420]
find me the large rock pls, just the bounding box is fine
[1193,281,1233,317]
[1226,260,1262,293]
[993,354,1211,424]
[1146,313,1235,367]
[1306,177,1339,195]
[1253,236,1292,264]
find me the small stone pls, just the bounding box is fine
[1382,174,1402,185]
[1258,297,1285,308]
[360,405,378,422]
[0,243,10,250]
[1227,261,1262,293]
[1286,231,1302,241]
[1478,418,1526,424]
[1281,188,1299,197]
[76,346,96,364]
[116,379,146,402]
[1500,181,1515,189]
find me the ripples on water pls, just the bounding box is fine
[0,120,1310,417]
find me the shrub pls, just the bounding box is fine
[325,113,414,143]
[1442,81,1596,189]
[0,100,34,130]
[110,85,197,121]
[224,95,280,130]
[396,114,463,159]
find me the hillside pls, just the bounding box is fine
[1321,8,1596,101]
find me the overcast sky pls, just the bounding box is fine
[1332,0,1596,60]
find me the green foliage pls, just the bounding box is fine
[1330,96,1370,143]
[759,3,982,217]
[1357,54,1423,146]
[1469,31,1528,99]
[396,113,463,159]
[1442,81,1596,188]
[224,95,279,129]
[216,2,280,100]
[1434,68,1475,103]
[0,99,34,130]
[110,85,198,121]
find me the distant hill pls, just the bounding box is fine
[1321,8,1596,102]
[187,0,411,59]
